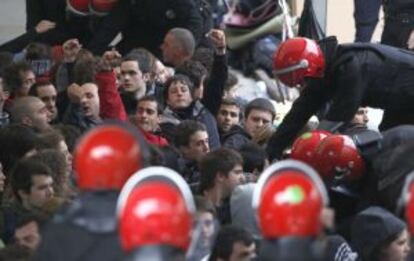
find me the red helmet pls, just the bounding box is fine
[273,37,325,87]
[67,0,90,16]
[401,173,414,235]
[117,167,195,253]
[291,130,331,169]
[90,0,118,16]
[253,160,328,239]
[74,124,144,191]
[314,135,366,182]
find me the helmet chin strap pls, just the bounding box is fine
[273,59,309,75]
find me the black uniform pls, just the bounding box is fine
[382,0,414,48]
[86,0,203,56]
[267,37,414,160]
[32,192,124,261]
[0,0,93,53]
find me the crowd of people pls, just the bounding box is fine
[0,0,413,260]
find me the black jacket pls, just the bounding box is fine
[267,37,414,160]
[33,192,124,261]
[87,0,203,56]
[221,124,251,150]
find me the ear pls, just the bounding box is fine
[143,73,151,82]
[216,171,226,184]
[21,116,33,127]
[18,189,28,202]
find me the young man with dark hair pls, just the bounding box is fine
[209,225,256,261]
[216,98,241,141]
[2,62,35,100]
[239,142,268,182]
[223,97,275,150]
[0,158,54,244]
[14,213,45,252]
[11,159,54,212]
[199,148,245,224]
[28,81,58,122]
[136,95,168,147]
[119,53,148,115]
[173,120,210,184]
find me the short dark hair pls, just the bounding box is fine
[25,42,52,61]
[29,149,66,196]
[3,62,33,93]
[245,98,275,121]
[175,60,207,88]
[127,48,156,74]
[209,225,254,261]
[53,124,81,153]
[0,52,14,77]
[239,142,267,173]
[28,80,54,97]
[192,47,214,74]
[36,130,65,151]
[173,120,206,148]
[73,57,97,85]
[11,158,52,202]
[164,74,194,103]
[194,195,216,216]
[0,124,40,176]
[137,95,162,115]
[199,148,243,192]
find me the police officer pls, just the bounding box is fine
[267,36,414,161]
[117,167,195,261]
[382,0,414,49]
[32,123,148,261]
[86,0,204,57]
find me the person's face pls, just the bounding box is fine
[136,100,160,132]
[167,81,193,109]
[58,140,72,175]
[222,164,244,196]
[181,130,209,161]
[28,99,51,132]
[228,242,256,261]
[80,83,100,119]
[21,175,54,209]
[17,70,36,97]
[14,221,41,251]
[351,107,369,126]
[37,84,57,120]
[161,33,178,65]
[381,229,411,261]
[217,104,240,132]
[244,109,273,137]
[198,212,215,242]
[0,163,5,192]
[120,61,146,94]
[0,79,9,106]
[154,60,171,84]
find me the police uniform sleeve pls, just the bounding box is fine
[87,0,130,55]
[325,55,367,123]
[26,0,43,31]
[174,0,204,44]
[266,82,328,161]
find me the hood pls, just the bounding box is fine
[351,206,406,260]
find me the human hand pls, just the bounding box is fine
[35,20,56,33]
[101,49,122,69]
[207,29,226,54]
[407,30,414,49]
[67,83,83,103]
[63,39,82,63]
